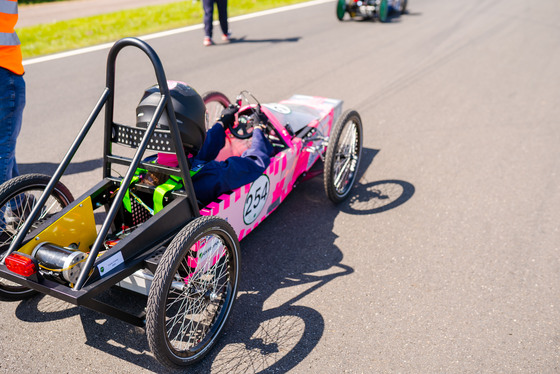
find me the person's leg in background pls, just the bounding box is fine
[216,0,230,41]
[0,67,25,238]
[0,68,25,185]
[202,0,215,46]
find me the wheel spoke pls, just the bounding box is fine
[147,216,239,367]
[333,121,358,194]
[202,92,231,131]
[324,110,362,203]
[334,156,351,190]
[0,174,72,300]
[165,234,231,352]
[41,198,59,219]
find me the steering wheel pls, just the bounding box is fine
[228,110,259,139]
[227,91,269,139]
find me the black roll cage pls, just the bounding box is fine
[0,37,201,326]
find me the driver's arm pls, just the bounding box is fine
[195,105,238,162]
[241,127,274,169]
[194,122,226,163]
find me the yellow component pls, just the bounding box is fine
[18,196,98,255]
[38,258,86,273]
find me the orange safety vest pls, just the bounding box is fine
[0,0,23,75]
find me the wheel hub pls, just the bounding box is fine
[205,290,219,302]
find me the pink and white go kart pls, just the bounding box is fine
[0,37,363,369]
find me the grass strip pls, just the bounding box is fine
[20,0,66,4]
[17,0,310,58]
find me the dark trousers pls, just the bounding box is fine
[0,67,25,185]
[203,0,228,38]
[191,123,273,204]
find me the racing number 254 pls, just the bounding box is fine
[243,175,270,225]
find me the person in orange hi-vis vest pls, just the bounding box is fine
[0,0,25,239]
[0,0,25,185]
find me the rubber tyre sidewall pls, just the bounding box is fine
[146,216,240,368]
[378,0,389,22]
[201,91,231,131]
[0,173,74,301]
[336,0,347,21]
[323,110,363,204]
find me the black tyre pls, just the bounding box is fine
[202,91,231,132]
[324,110,363,203]
[146,216,240,368]
[0,173,74,300]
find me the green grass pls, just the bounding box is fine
[20,0,66,4]
[17,0,310,59]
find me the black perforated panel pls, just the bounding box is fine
[131,199,152,226]
[112,124,175,153]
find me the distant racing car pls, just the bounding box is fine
[336,0,408,22]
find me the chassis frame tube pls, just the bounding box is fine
[0,88,110,265]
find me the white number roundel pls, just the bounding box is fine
[243,175,270,225]
[266,104,291,114]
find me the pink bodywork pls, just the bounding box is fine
[198,95,343,241]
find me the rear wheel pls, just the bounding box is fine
[378,0,389,22]
[202,91,231,131]
[336,0,347,21]
[146,216,240,368]
[0,174,74,300]
[324,110,363,203]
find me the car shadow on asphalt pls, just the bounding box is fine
[11,147,414,373]
[341,9,420,23]
[226,36,301,44]
[185,147,415,373]
[342,147,415,215]
[18,158,103,176]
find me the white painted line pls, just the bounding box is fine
[23,0,332,66]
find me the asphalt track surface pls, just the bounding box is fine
[2,0,560,372]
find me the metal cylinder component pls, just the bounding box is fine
[32,242,87,285]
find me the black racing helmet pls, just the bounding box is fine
[136,81,206,154]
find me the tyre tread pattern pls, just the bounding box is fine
[0,173,74,301]
[146,215,240,369]
[323,110,363,203]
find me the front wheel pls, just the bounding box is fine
[0,173,74,301]
[202,91,231,132]
[146,216,241,368]
[336,0,347,21]
[378,0,389,22]
[323,110,363,203]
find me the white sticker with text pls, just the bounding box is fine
[97,252,125,277]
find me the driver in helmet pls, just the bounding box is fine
[136,81,274,205]
[176,106,274,204]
